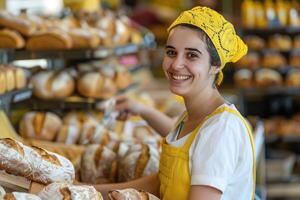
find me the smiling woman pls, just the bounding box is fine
[95,6,255,200]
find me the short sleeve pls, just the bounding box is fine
[190,115,243,192]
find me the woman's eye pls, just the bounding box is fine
[187,52,198,59]
[166,50,176,57]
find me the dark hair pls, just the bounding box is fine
[178,24,221,85]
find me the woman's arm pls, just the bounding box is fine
[115,95,175,136]
[93,174,160,199]
[189,185,221,200]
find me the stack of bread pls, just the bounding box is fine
[264,115,300,136]
[0,9,143,50]
[19,111,162,146]
[30,65,132,100]
[0,65,27,94]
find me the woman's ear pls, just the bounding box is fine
[209,65,220,75]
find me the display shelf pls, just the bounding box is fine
[0,43,153,62]
[242,26,300,35]
[20,82,139,110]
[128,63,149,73]
[238,87,300,96]
[0,88,32,114]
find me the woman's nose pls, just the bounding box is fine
[171,56,185,69]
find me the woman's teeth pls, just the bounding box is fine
[171,74,191,80]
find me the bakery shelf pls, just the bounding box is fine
[128,63,149,73]
[0,88,32,114]
[1,43,152,62]
[18,82,139,110]
[238,87,300,96]
[242,26,300,35]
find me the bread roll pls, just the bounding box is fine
[13,67,27,89]
[56,124,81,144]
[108,188,159,200]
[38,182,103,200]
[262,52,286,68]
[19,111,63,141]
[69,28,100,49]
[289,51,300,67]
[113,18,131,45]
[1,67,15,92]
[0,29,25,49]
[234,52,260,68]
[255,68,282,87]
[132,126,162,145]
[114,70,132,90]
[80,144,117,183]
[286,70,300,87]
[26,31,72,50]
[0,68,6,94]
[31,71,75,99]
[0,11,36,36]
[0,138,75,184]
[79,124,114,145]
[234,69,253,88]
[118,144,160,182]
[268,34,292,50]
[77,72,117,99]
[244,35,265,50]
[3,192,41,200]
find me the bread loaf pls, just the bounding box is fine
[13,67,27,89]
[26,31,72,50]
[80,144,117,184]
[56,124,81,144]
[244,35,265,50]
[77,72,117,99]
[0,29,25,49]
[118,144,160,182]
[31,71,75,99]
[0,68,6,94]
[114,70,132,90]
[286,70,300,87]
[3,192,41,200]
[38,182,103,200]
[69,29,100,49]
[234,69,253,88]
[19,111,63,141]
[108,188,159,200]
[1,67,15,92]
[0,138,75,184]
[262,52,286,68]
[255,69,282,87]
[113,18,131,45]
[0,11,36,36]
[79,124,115,145]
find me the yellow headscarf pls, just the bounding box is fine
[168,6,247,85]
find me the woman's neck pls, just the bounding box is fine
[183,87,225,122]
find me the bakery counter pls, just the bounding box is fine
[1,43,150,62]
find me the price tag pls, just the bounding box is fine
[13,90,32,103]
[94,49,111,58]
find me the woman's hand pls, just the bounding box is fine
[115,95,146,121]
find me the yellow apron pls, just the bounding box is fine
[159,106,256,200]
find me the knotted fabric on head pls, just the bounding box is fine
[167,6,248,85]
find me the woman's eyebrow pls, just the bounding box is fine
[165,45,175,49]
[185,48,202,54]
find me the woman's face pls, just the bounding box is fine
[162,26,218,97]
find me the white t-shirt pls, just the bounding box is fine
[166,104,254,200]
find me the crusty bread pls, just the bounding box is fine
[1,67,15,92]
[255,68,282,87]
[3,192,41,200]
[0,68,6,94]
[31,71,75,99]
[0,11,36,36]
[79,124,114,145]
[56,124,81,144]
[13,67,27,89]
[38,182,103,200]
[77,72,117,99]
[108,188,159,200]
[118,144,160,182]
[19,111,62,141]
[114,70,132,90]
[69,28,100,49]
[80,144,117,184]
[26,30,72,50]
[0,29,25,49]
[0,138,75,184]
